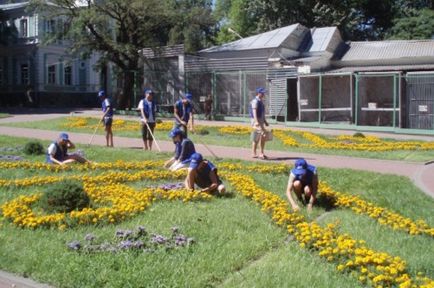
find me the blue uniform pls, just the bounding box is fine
[174,100,193,124]
[249,97,265,119]
[142,100,156,122]
[292,164,317,186]
[174,138,195,162]
[195,160,222,188]
[46,142,67,163]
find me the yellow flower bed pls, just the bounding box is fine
[222,171,434,288]
[319,182,434,237]
[1,161,433,287]
[218,126,251,135]
[218,124,434,152]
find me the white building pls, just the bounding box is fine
[0,2,106,107]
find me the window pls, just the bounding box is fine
[21,64,29,85]
[64,65,72,85]
[48,65,56,84]
[45,20,55,34]
[20,19,28,38]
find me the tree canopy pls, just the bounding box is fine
[30,0,216,108]
[213,0,434,42]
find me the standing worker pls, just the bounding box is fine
[138,88,157,150]
[286,158,318,212]
[250,87,269,159]
[174,92,194,137]
[98,90,114,147]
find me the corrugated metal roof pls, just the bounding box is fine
[341,40,434,61]
[200,24,300,53]
[185,56,269,72]
[329,64,434,73]
[141,45,184,58]
[309,27,338,52]
[0,2,29,10]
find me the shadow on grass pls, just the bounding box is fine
[315,194,336,212]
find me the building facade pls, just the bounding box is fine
[0,2,106,107]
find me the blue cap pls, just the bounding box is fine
[183,153,203,169]
[98,90,105,97]
[59,132,69,141]
[291,158,307,176]
[144,89,153,94]
[256,87,266,94]
[184,93,193,101]
[169,128,183,138]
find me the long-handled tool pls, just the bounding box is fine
[88,122,101,146]
[194,136,221,160]
[145,121,162,152]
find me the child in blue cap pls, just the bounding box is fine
[164,127,196,171]
[184,153,225,194]
[173,92,194,137]
[138,88,157,150]
[98,90,114,147]
[285,158,318,212]
[46,133,90,165]
[250,87,269,159]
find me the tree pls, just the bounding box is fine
[167,0,216,53]
[387,8,434,40]
[213,0,434,42]
[0,9,17,45]
[30,0,216,109]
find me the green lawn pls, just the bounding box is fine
[0,135,433,287]
[0,113,10,119]
[2,116,434,162]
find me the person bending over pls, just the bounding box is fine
[286,158,318,212]
[184,153,225,194]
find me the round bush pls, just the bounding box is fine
[353,132,365,138]
[39,180,90,213]
[195,128,210,135]
[23,141,44,155]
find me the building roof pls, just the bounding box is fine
[0,2,29,10]
[340,40,434,61]
[200,24,300,53]
[141,44,184,58]
[329,64,434,73]
[308,27,339,53]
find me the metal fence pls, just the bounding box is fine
[140,68,434,131]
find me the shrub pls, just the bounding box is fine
[39,180,90,213]
[23,141,44,155]
[353,132,365,138]
[195,128,210,135]
[155,119,163,124]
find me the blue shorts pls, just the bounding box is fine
[104,117,113,126]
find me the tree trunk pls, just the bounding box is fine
[118,70,135,109]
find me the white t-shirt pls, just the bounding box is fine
[137,99,155,123]
[47,143,57,156]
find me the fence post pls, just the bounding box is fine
[318,74,322,124]
[355,74,359,126]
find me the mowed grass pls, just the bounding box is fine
[0,135,433,287]
[2,115,434,162]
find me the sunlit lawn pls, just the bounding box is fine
[2,116,434,162]
[0,135,433,287]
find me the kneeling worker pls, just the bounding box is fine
[46,133,90,165]
[164,128,196,171]
[286,158,318,212]
[184,153,225,194]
